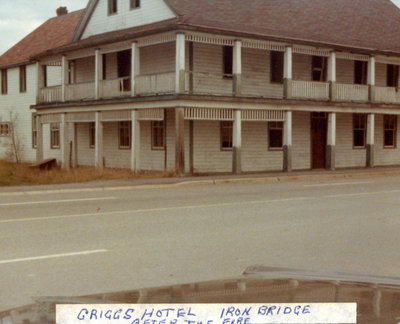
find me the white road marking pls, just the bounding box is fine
[325,189,400,198]
[304,181,374,187]
[0,197,116,207]
[0,249,108,265]
[0,196,317,224]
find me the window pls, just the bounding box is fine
[312,56,327,82]
[42,66,47,88]
[108,0,117,14]
[19,65,27,93]
[0,123,10,137]
[1,69,7,95]
[270,51,284,84]
[32,114,37,148]
[50,123,60,149]
[130,0,140,9]
[117,50,131,91]
[119,121,131,149]
[102,54,107,80]
[89,122,95,148]
[269,122,283,149]
[223,46,233,77]
[384,115,397,148]
[151,121,165,150]
[354,61,367,85]
[220,121,233,150]
[387,64,399,87]
[353,114,366,148]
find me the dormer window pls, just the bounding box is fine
[108,0,117,15]
[130,0,140,9]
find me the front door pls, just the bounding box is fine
[311,112,327,169]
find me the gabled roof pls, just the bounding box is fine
[163,0,400,54]
[0,9,84,69]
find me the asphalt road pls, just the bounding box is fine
[1,174,400,311]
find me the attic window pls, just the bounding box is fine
[108,0,117,15]
[130,0,140,9]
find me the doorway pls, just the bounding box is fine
[311,112,327,169]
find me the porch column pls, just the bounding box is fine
[326,112,336,170]
[328,52,336,101]
[283,111,292,172]
[284,46,293,99]
[130,110,141,172]
[94,49,102,99]
[61,55,67,102]
[60,113,70,170]
[368,56,376,102]
[131,41,140,96]
[36,115,43,162]
[233,40,242,96]
[175,107,185,176]
[175,33,186,93]
[232,109,242,174]
[366,113,375,167]
[36,62,44,104]
[95,111,104,169]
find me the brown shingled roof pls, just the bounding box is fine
[0,9,84,68]
[164,0,400,54]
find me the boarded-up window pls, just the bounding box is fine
[119,121,131,149]
[50,123,60,149]
[89,122,95,148]
[223,46,233,77]
[151,121,165,150]
[131,0,140,9]
[108,0,117,14]
[384,115,397,148]
[312,56,327,82]
[354,61,367,85]
[220,121,233,150]
[1,69,7,95]
[19,66,27,93]
[32,114,37,148]
[270,51,284,84]
[269,122,283,149]
[387,64,399,87]
[353,114,366,148]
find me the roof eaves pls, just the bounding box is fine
[71,0,98,42]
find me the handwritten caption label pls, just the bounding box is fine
[56,303,356,324]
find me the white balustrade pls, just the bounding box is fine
[334,83,369,102]
[292,80,330,100]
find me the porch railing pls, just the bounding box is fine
[65,81,95,101]
[100,77,131,98]
[374,86,400,104]
[333,83,369,102]
[186,71,233,96]
[39,85,62,103]
[135,71,175,95]
[291,80,330,100]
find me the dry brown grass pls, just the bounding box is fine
[0,160,177,186]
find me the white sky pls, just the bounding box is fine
[1,0,400,55]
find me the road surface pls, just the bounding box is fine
[1,174,399,310]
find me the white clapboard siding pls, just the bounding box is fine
[241,48,284,98]
[82,0,176,39]
[140,42,175,74]
[374,115,400,166]
[335,113,366,168]
[74,56,96,83]
[375,63,387,87]
[292,111,311,170]
[0,64,39,163]
[336,59,354,84]
[293,54,312,81]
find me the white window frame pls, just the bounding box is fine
[0,122,11,137]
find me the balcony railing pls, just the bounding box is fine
[292,80,330,100]
[374,86,400,104]
[39,85,62,103]
[36,71,400,106]
[135,71,175,95]
[333,83,369,102]
[65,81,95,101]
[100,77,131,98]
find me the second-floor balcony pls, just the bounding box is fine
[35,33,400,107]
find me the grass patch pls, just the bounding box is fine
[0,160,177,186]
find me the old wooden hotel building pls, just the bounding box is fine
[1,0,400,175]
